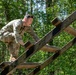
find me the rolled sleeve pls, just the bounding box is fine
[26,27,39,42]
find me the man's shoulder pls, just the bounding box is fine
[14,19,23,25]
[15,19,22,21]
[12,19,22,23]
[5,19,22,25]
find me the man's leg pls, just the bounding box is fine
[6,41,20,62]
[6,42,20,75]
[0,32,19,75]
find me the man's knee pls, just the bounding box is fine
[6,40,20,61]
[10,53,18,59]
[8,43,20,56]
[9,48,19,62]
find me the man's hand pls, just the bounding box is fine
[18,40,33,50]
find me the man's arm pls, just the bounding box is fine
[13,20,25,45]
[26,27,39,42]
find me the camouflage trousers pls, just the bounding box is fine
[0,31,20,61]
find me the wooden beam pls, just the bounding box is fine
[17,62,40,69]
[0,62,41,69]
[24,40,59,53]
[24,41,33,50]
[25,42,60,52]
[41,45,59,52]
[28,37,76,75]
[65,26,76,36]
[52,17,76,36]
[1,11,76,75]
[24,31,59,53]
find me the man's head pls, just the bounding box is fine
[23,14,33,26]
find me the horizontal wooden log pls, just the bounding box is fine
[52,17,76,36]
[0,62,41,70]
[65,26,76,36]
[28,37,76,75]
[24,40,59,53]
[24,41,33,50]
[25,42,60,52]
[41,45,59,52]
[17,62,40,69]
[1,11,76,75]
[52,17,62,26]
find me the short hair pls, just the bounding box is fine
[24,14,33,19]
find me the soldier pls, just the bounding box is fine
[0,14,39,62]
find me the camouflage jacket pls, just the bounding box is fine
[1,19,39,43]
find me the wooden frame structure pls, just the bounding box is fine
[0,11,76,75]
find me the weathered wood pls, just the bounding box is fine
[27,34,60,52]
[41,45,59,52]
[0,62,41,69]
[65,26,76,36]
[25,42,60,52]
[52,17,61,26]
[17,62,40,69]
[28,37,76,75]
[1,11,76,75]
[24,38,59,53]
[24,41,33,50]
[52,17,76,36]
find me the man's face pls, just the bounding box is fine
[26,18,33,26]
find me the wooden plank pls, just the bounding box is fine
[25,41,60,52]
[41,45,60,52]
[28,37,76,75]
[24,39,59,53]
[25,42,60,52]
[52,17,76,36]
[65,26,76,36]
[0,62,41,69]
[24,41,33,50]
[1,11,76,75]
[0,62,41,75]
[28,32,60,52]
[17,62,40,69]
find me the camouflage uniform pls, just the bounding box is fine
[0,19,39,61]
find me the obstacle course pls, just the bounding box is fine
[0,11,76,75]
